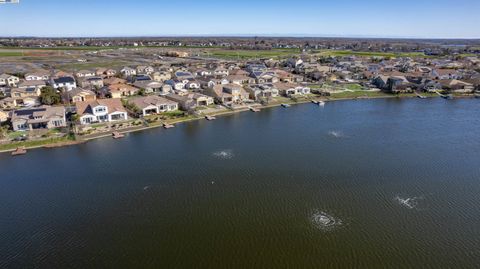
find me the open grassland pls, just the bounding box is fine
[207,49,301,59]
[315,50,427,58]
[0,51,24,57]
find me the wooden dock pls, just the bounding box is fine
[11,147,27,156]
[163,123,175,129]
[205,115,216,121]
[112,132,125,139]
[415,92,427,99]
[249,107,261,112]
[281,103,291,108]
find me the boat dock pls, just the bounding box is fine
[205,115,217,121]
[281,103,291,108]
[11,147,27,156]
[249,107,261,112]
[163,123,175,129]
[415,92,427,99]
[112,132,125,139]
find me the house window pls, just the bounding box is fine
[95,107,106,113]
[52,120,63,127]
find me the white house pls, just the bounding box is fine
[25,71,50,81]
[120,67,137,77]
[51,77,77,91]
[0,74,20,87]
[75,99,128,125]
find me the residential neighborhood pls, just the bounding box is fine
[1,40,480,149]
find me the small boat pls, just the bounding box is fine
[163,123,175,129]
[112,132,124,139]
[205,115,216,121]
[318,101,326,106]
[311,100,319,104]
[11,147,27,156]
[249,107,261,112]
[281,103,291,108]
[417,95,427,99]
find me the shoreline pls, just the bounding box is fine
[0,94,474,154]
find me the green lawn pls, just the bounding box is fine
[57,60,130,71]
[330,91,391,98]
[208,49,301,60]
[0,135,75,151]
[0,51,23,57]
[315,50,427,58]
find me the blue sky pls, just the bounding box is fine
[0,0,479,38]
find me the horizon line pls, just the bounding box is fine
[1,34,480,40]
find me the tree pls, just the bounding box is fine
[40,86,61,105]
[0,126,9,140]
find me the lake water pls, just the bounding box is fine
[1,98,480,268]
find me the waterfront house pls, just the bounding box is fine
[51,76,77,91]
[127,95,178,117]
[431,69,462,80]
[245,84,279,101]
[0,74,20,87]
[208,84,250,105]
[165,93,214,111]
[11,106,66,131]
[273,82,310,97]
[439,79,475,93]
[75,99,128,125]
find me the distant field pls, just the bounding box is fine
[57,60,131,71]
[207,49,301,59]
[0,51,24,57]
[0,45,223,51]
[316,50,427,58]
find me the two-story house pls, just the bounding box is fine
[11,106,66,131]
[75,99,128,125]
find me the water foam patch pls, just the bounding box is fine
[328,131,346,138]
[213,149,234,159]
[394,196,424,210]
[311,210,343,232]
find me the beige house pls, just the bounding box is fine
[128,95,178,116]
[11,106,66,131]
[0,109,8,123]
[10,87,42,106]
[209,84,250,105]
[165,93,214,110]
[107,83,140,98]
[65,88,97,103]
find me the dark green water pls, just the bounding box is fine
[1,98,480,268]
